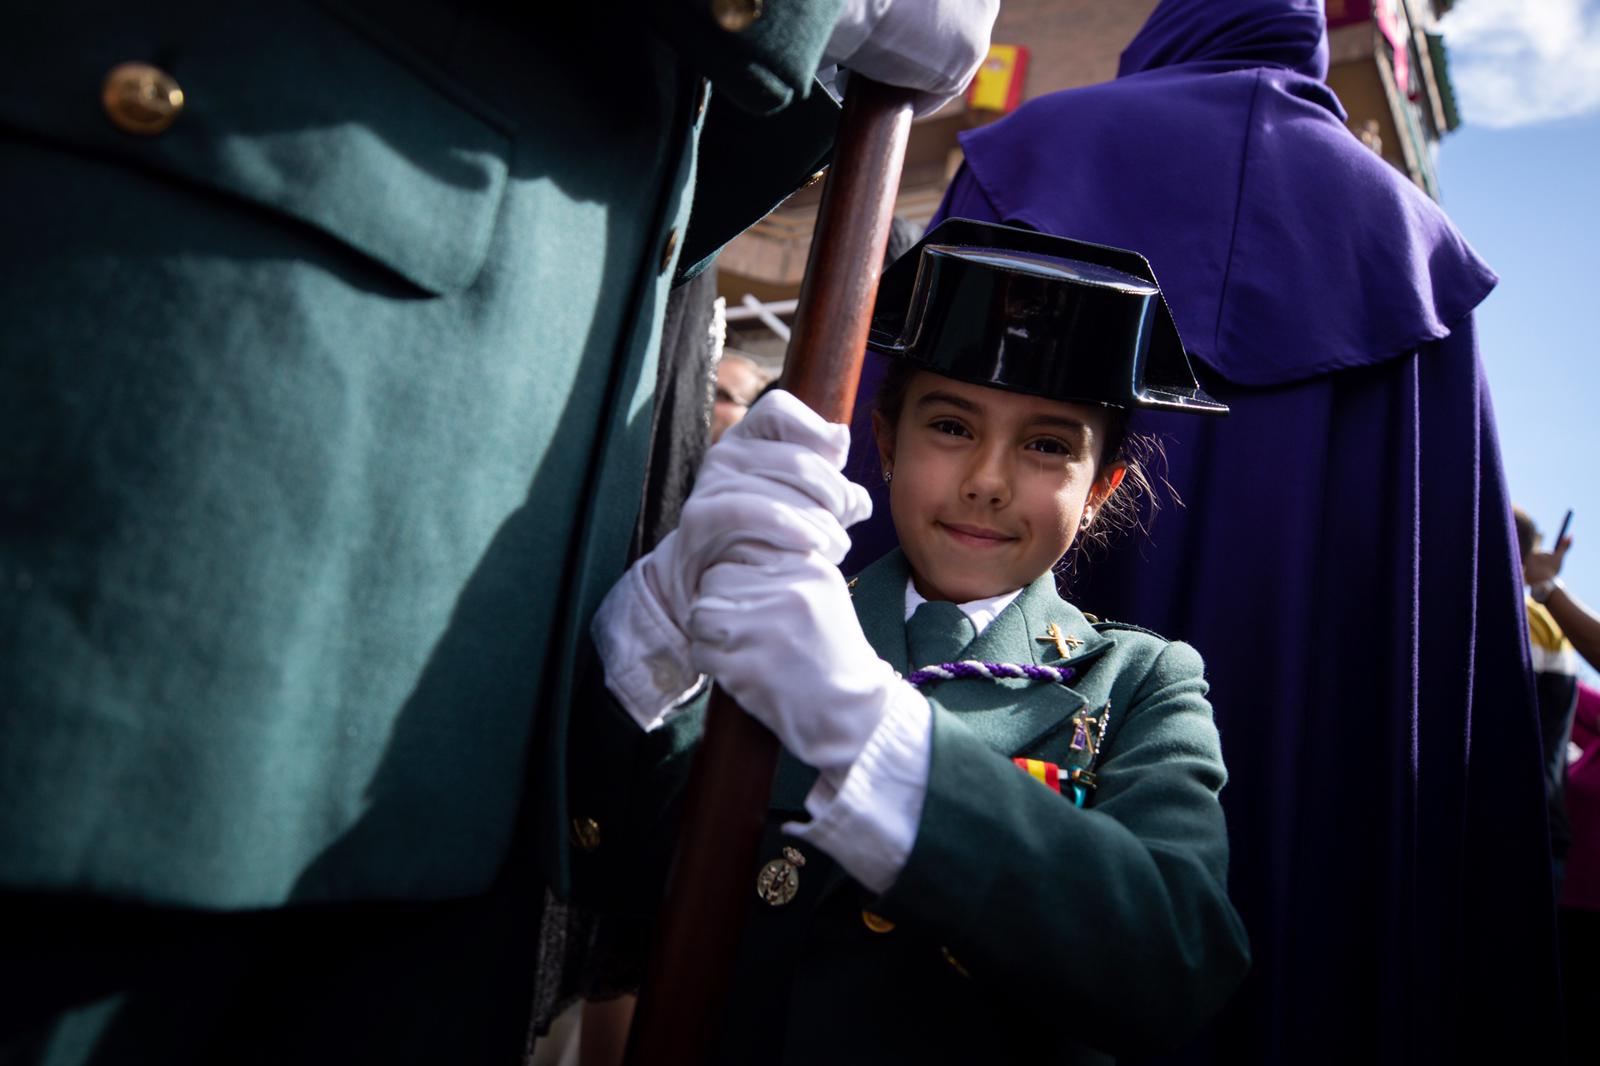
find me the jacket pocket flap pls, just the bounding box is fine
[1,4,510,296]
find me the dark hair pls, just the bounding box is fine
[873,360,1169,570]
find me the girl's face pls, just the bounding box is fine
[873,370,1124,604]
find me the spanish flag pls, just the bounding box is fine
[967,44,1030,114]
[1012,757,1060,794]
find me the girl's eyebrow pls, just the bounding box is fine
[916,389,1091,440]
[1029,414,1090,436]
[914,389,982,414]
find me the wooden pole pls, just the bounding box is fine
[622,77,915,1065]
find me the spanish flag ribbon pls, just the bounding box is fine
[1011,757,1060,794]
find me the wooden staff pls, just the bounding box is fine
[622,76,916,1065]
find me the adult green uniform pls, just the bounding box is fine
[0,1,839,1061]
[573,548,1251,1064]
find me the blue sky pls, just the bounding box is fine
[1436,0,1600,652]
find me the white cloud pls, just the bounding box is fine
[1439,0,1600,127]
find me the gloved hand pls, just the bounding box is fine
[689,548,924,772]
[641,389,870,636]
[822,0,1000,117]
[593,391,871,727]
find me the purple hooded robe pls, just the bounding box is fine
[844,2,1561,1062]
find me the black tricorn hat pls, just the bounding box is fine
[867,219,1226,416]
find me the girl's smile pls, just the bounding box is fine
[875,371,1124,604]
[938,521,1018,548]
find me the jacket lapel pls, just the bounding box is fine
[933,569,1116,757]
[851,549,913,675]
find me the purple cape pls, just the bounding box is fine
[845,1,1560,1061]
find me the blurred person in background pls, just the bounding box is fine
[711,351,779,443]
[1516,509,1600,1064]
[1514,506,1588,892]
[1521,515,1600,669]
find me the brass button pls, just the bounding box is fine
[940,946,971,978]
[658,227,680,275]
[102,62,185,136]
[861,909,895,934]
[711,0,762,32]
[569,816,601,852]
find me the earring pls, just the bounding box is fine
[1079,508,1093,529]
[883,470,893,484]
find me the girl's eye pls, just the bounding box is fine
[1026,437,1072,456]
[930,418,971,438]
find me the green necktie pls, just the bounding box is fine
[906,600,977,669]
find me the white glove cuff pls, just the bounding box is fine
[786,682,933,893]
[820,0,893,73]
[592,563,706,732]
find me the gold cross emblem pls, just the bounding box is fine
[1037,622,1082,659]
[1069,707,1105,757]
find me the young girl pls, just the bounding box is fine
[574,221,1250,1064]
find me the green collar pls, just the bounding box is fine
[849,549,1113,756]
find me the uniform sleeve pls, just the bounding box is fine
[784,682,933,892]
[566,664,707,926]
[880,640,1250,1057]
[590,563,705,730]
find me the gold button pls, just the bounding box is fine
[711,0,762,32]
[659,227,680,275]
[861,909,895,934]
[569,816,601,852]
[102,62,185,136]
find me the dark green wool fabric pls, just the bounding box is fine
[906,599,978,669]
[0,0,837,914]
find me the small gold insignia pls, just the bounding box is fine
[756,846,806,906]
[1069,704,1107,757]
[861,909,896,933]
[1037,622,1082,659]
[569,816,601,852]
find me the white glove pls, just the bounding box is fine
[688,549,925,772]
[821,0,1000,117]
[594,391,870,727]
[647,389,868,623]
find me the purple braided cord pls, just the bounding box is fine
[906,660,1077,688]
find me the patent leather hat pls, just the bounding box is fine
[867,219,1227,416]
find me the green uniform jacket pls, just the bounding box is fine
[0,0,839,912]
[572,549,1251,1064]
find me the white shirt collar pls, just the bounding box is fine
[903,578,1024,638]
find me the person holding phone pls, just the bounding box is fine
[1514,509,1600,1060]
[1523,512,1600,669]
